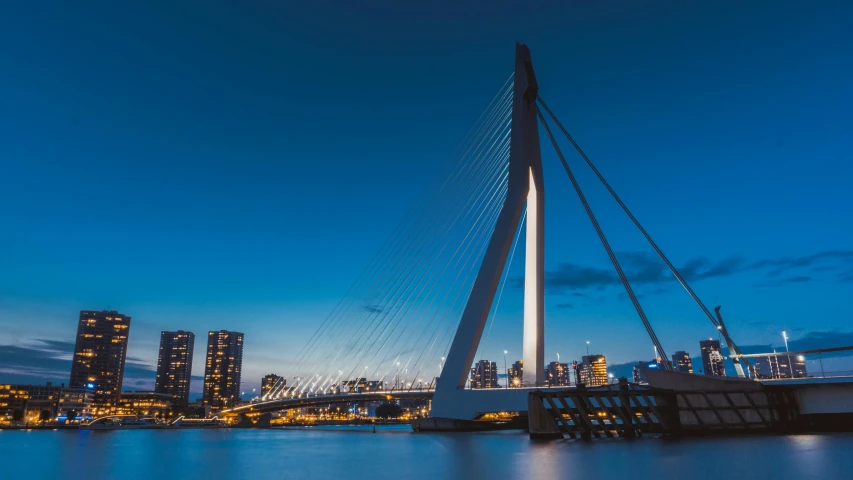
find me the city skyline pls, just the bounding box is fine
[2,1,853,394]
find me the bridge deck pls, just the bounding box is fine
[223,390,434,414]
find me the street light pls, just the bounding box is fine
[503,350,508,389]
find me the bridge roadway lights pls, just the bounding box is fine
[222,390,434,415]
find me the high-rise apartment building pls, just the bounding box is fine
[545,361,570,387]
[508,360,523,387]
[576,355,608,386]
[69,310,131,408]
[700,339,726,377]
[672,351,694,374]
[261,374,282,397]
[469,360,499,389]
[154,330,195,406]
[202,331,244,407]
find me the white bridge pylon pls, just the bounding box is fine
[430,43,547,421]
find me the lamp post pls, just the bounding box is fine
[782,331,794,378]
[503,350,508,389]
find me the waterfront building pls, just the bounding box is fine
[545,361,570,387]
[470,360,499,389]
[155,330,195,406]
[0,383,64,422]
[115,391,173,417]
[508,360,523,387]
[672,351,694,374]
[202,330,244,408]
[700,339,726,377]
[57,385,95,421]
[69,310,132,409]
[575,355,608,386]
[262,374,282,397]
[754,353,807,379]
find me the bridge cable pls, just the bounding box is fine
[298,98,513,395]
[536,96,754,375]
[330,98,512,390]
[279,84,514,397]
[537,107,672,370]
[278,76,514,390]
[320,125,511,391]
[293,86,512,385]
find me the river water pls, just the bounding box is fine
[2,425,851,479]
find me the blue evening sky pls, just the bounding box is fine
[1,1,852,395]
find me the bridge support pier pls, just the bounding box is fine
[429,43,545,423]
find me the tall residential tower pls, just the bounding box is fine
[202,331,244,407]
[69,310,131,409]
[154,330,195,405]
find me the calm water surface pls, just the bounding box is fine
[2,425,852,479]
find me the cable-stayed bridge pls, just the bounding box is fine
[224,43,756,424]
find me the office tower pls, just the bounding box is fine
[754,354,807,379]
[672,351,693,374]
[508,360,523,387]
[202,331,244,407]
[154,330,195,406]
[576,355,608,386]
[261,374,282,397]
[700,339,726,377]
[69,310,131,409]
[545,361,570,387]
[469,360,499,389]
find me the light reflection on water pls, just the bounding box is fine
[3,425,853,480]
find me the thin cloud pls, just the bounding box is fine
[749,250,853,277]
[525,249,852,294]
[363,305,385,314]
[0,338,158,387]
[754,276,813,288]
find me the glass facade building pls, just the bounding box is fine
[576,355,608,386]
